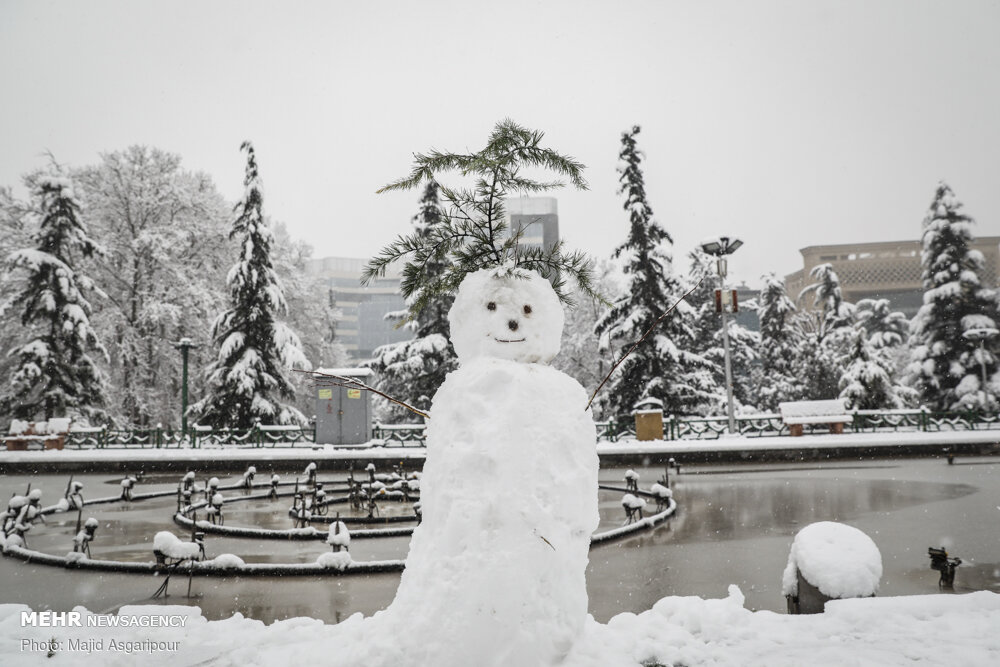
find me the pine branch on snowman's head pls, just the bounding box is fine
[448,264,564,365]
[364,119,605,326]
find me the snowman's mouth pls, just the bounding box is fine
[494,337,526,343]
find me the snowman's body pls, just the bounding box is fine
[369,269,598,666]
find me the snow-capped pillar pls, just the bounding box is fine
[783,521,882,614]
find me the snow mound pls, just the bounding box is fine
[782,521,882,598]
[649,483,672,499]
[7,588,1000,666]
[317,551,352,570]
[621,494,646,510]
[152,532,202,560]
[327,522,351,548]
[207,554,245,569]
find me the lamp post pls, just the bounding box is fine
[962,327,998,395]
[172,338,200,436]
[700,236,744,434]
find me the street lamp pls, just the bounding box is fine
[172,338,200,436]
[700,236,743,434]
[962,327,998,394]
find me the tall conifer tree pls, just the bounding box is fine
[367,182,458,422]
[2,168,106,421]
[595,126,713,416]
[908,182,1000,410]
[756,274,801,410]
[193,142,309,428]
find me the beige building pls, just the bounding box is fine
[785,236,1000,318]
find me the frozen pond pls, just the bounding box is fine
[1,457,998,623]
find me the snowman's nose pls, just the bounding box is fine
[508,320,519,332]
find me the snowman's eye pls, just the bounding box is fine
[487,302,496,311]
[523,304,532,315]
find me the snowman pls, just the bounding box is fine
[342,266,599,667]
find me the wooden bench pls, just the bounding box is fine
[779,400,852,436]
[4,419,70,451]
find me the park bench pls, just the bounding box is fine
[4,419,71,451]
[778,399,852,437]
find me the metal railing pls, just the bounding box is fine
[12,408,1000,450]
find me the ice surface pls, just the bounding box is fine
[782,521,882,598]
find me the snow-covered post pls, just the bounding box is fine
[624,469,640,493]
[72,518,98,558]
[242,466,256,491]
[783,521,882,614]
[206,477,219,503]
[172,338,199,437]
[119,476,136,502]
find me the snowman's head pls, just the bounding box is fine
[449,267,564,364]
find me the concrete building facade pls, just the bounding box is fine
[784,237,1000,318]
[505,196,559,251]
[306,256,410,361]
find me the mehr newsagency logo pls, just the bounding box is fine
[22,611,189,627]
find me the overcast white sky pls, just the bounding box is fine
[2,0,998,288]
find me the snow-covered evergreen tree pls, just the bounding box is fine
[855,298,908,349]
[367,182,458,422]
[908,182,1000,411]
[756,273,802,410]
[595,126,714,417]
[192,142,309,428]
[0,187,31,423]
[838,324,904,410]
[553,259,622,418]
[797,263,854,401]
[1,169,107,421]
[799,263,855,337]
[685,250,760,413]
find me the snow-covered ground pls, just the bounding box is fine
[2,589,997,666]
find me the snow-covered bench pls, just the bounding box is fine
[779,400,852,437]
[4,419,71,451]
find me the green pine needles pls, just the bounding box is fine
[363,119,602,315]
